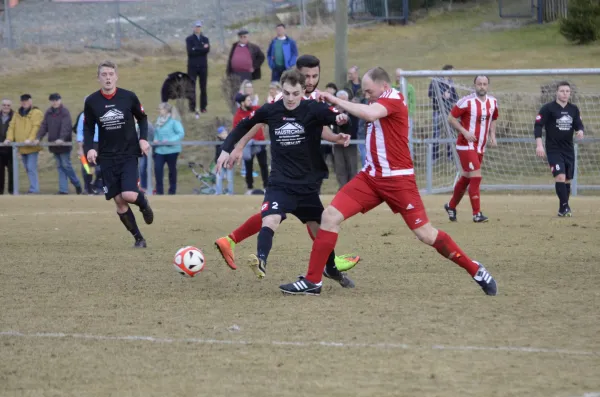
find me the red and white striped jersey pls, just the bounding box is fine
[363,88,413,178]
[451,94,499,153]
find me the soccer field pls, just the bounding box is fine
[1,194,599,397]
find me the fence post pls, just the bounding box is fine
[11,144,19,195]
[537,0,544,23]
[215,0,226,52]
[400,77,413,156]
[115,0,122,49]
[426,143,433,194]
[3,0,14,49]
[572,142,578,196]
[146,151,153,196]
[403,0,409,24]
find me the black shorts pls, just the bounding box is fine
[547,151,574,180]
[100,157,140,200]
[260,186,324,224]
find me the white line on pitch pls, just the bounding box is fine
[0,330,597,356]
[0,211,113,217]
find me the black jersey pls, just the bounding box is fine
[534,101,584,153]
[83,88,148,161]
[222,100,342,193]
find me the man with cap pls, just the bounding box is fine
[186,20,210,118]
[226,29,265,83]
[3,94,43,194]
[34,93,82,194]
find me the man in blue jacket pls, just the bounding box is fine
[186,20,210,118]
[266,24,298,83]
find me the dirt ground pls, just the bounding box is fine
[0,194,599,397]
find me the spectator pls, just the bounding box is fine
[75,99,102,195]
[226,29,265,83]
[332,90,358,189]
[428,64,458,162]
[186,20,210,118]
[137,121,155,193]
[325,82,338,96]
[214,126,234,195]
[233,93,268,194]
[266,82,282,103]
[321,82,338,172]
[343,66,364,102]
[356,97,369,168]
[0,99,14,194]
[266,23,298,83]
[237,80,259,107]
[153,102,184,195]
[395,68,416,157]
[34,93,82,195]
[4,94,43,194]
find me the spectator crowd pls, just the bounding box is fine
[0,19,461,196]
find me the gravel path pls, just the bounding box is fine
[1,0,284,49]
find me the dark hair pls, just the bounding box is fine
[366,67,391,84]
[442,64,454,71]
[556,81,571,90]
[296,54,320,70]
[325,82,338,92]
[474,75,490,84]
[280,68,306,88]
[276,23,285,28]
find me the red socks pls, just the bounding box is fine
[305,229,338,284]
[449,176,470,209]
[432,230,479,277]
[229,212,262,244]
[468,176,482,215]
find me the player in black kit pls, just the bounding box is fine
[534,81,584,217]
[83,60,154,247]
[217,68,354,286]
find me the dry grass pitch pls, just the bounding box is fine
[1,194,599,396]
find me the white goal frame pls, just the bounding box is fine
[399,68,600,196]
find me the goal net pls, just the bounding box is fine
[399,69,600,195]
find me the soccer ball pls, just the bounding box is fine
[173,246,205,277]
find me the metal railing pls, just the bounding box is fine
[3,137,599,197]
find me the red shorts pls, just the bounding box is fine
[457,150,484,172]
[331,171,429,230]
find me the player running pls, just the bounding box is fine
[444,75,499,223]
[214,55,360,275]
[216,68,355,287]
[279,67,498,296]
[534,81,584,217]
[83,60,154,248]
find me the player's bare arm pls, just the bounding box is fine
[489,119,497,146]
[216,108,266,173]
[321,91,388,122]
[320,127,350,147]
[448,114,476,142]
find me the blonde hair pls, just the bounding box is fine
[97,60,117,76]
[239,79,253,94]
[158,102,181,121]
[269,82,282,92]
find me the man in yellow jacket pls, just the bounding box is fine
[3,94,43,193]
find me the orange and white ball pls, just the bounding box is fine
[173,246,205,277]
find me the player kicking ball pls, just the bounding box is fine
[216,68,355,288]
[279,67,497,296]
[215,55,359,275]
[534,81,584,217]
[84,60,154,248]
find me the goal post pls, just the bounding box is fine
[398,69,600,196]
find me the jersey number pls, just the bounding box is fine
[272,202,279,209]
